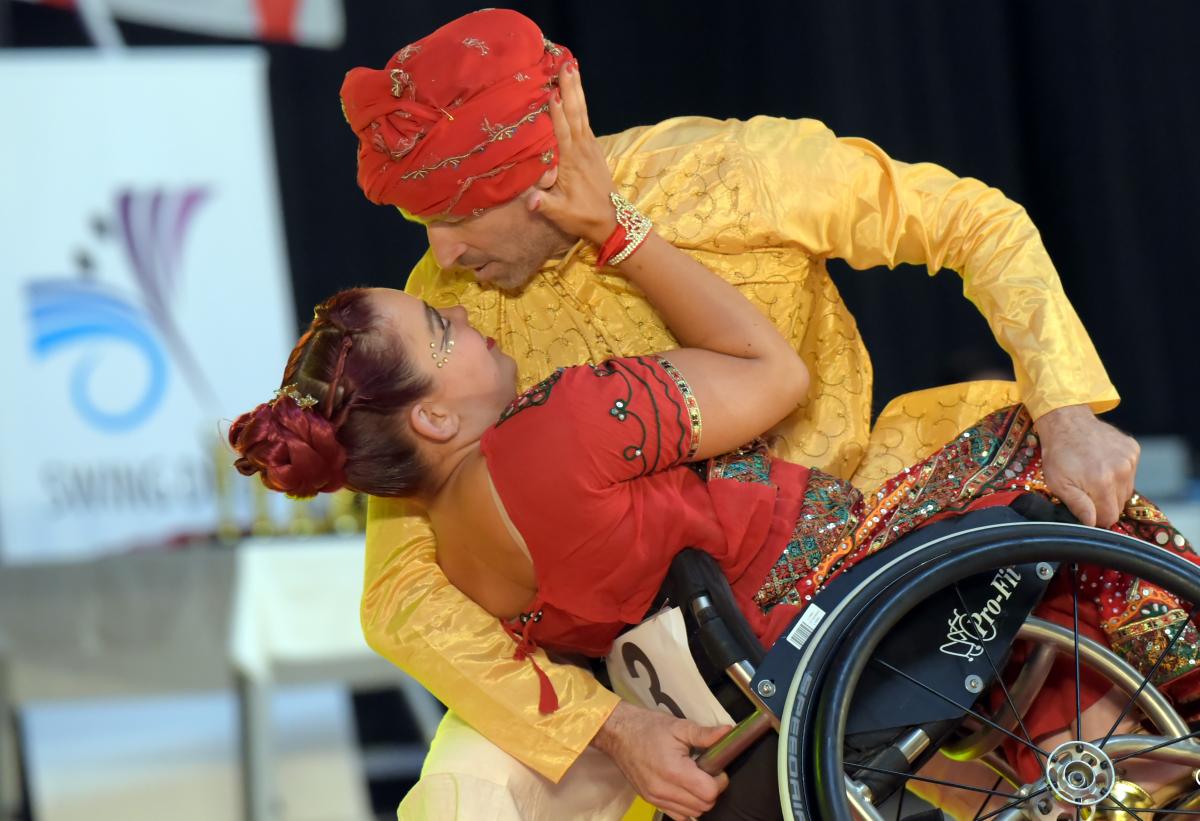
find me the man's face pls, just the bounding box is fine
[424,188,573,290]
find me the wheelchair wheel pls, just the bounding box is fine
[778,521,1200,821]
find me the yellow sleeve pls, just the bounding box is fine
[745,117,1119,420]
[358,251,618,782]
[362,496,619,782]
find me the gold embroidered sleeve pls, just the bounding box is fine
[361,496,618,782]
[748,117,1119,420]
[656,356,702,459]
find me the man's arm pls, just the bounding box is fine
[363,496,731,814]
[361,496,617,781]
[749,118,1135,523]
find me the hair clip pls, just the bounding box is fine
[273,384,319,410]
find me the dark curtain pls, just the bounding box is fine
[8,0,1199,451]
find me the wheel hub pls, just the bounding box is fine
[1045,740,1114,806]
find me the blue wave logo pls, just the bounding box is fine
[26,186,215,433]
[28,281,168,432]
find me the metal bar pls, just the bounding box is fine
[941,643,1055,761]
[726,659,755,691]
[695,709,772,775]
[1019,618,1191,741]
[236,671,273,821]
[874,659,1049,759]
[725,660,781,731]
[894,728,931,764]
[978,751,1022,791]
[0,656,17,821]
[976,785,1048,821]
[1104,733,1200,766]
[844,775,884,821]
[848,762,1020,799]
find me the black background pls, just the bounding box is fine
[7,0,1199,452]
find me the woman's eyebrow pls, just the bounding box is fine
[424,302,450,350]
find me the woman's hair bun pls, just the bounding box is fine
[228,399,348,498]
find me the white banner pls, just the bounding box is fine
[0,49,295,563]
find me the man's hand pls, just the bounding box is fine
[1035,404,1140,527]
[591,701,730,820]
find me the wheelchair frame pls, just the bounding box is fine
[655,508,1200,821]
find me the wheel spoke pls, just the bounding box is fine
[1110,728,1200,763]
[1065,572,1094,821]
[1104,806,1200,816]
[873,659,1050,759]
[1072,563,1083,742]
[1099,601,1199,748]
[975,785,1049,821]
[1099,793,1148,820]
[844,762,1022,800]
[970,776,1004,821]
[952,582,1044,765]
[1097,808,1200,816]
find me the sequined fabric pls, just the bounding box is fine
[752,405,1200,705]
[754,404,1043,611]
[1099,501,1200,700]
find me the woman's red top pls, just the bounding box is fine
[480,356,808,660]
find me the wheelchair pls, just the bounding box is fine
[619,496,1200,820]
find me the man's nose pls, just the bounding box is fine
[426,224,466,270]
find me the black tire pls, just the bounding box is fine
[779,522,1200,821]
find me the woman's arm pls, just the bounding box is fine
[614,233,809,459]
[535,64,809,458]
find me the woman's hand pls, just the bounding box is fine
[530,62,619,246]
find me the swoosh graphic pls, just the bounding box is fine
[28,280,168,433]
[118,188,217,410]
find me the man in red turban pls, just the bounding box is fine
[340,9,580,291]
[340,9,1142,821]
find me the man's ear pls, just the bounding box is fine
[409,401,459,444]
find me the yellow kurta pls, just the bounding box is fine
[361,116,1118,781]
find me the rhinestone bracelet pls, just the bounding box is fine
[596,192,652,267]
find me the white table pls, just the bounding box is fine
[0,536,442,821]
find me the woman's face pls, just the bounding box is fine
[368,288,518,423]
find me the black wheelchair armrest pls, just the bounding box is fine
[664,548,767,670]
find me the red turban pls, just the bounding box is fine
[339,9,573,218]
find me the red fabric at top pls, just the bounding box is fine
[254,0,299,42]
[339,9,571,217]
[480,356,809,658]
